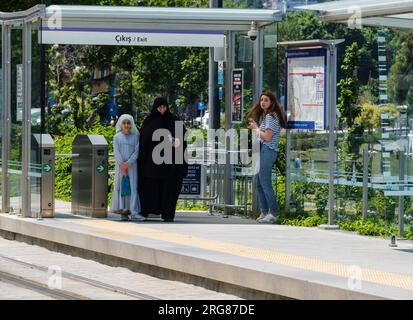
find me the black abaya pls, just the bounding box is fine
[139,175,183,220]
[138,99,188,220]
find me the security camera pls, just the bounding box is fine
[248,21,258,41]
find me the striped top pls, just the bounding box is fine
[259,113,281,151]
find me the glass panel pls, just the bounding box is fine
[0,25,2,208]
[9,27,23,214]
[289,131,330,217]
[30,23,42,216]
[263,23,278,94]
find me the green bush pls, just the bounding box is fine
[53,121,115,202]
[276,214,327,227]
[274,214,413,241]
[337,219,397,238]
[176,203,209,211]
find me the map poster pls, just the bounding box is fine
[285,48,327,130]
[231,68,244,123]
[180,164,204,199]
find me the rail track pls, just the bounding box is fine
[0,254,160,300]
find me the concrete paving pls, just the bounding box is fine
[0,237,239,300]
[0,201,413,299]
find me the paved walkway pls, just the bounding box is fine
[0,201,413,299]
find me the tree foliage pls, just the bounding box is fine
[337,42,361,129]
[388,33,413,105]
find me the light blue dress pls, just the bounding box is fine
[110,132,141,215]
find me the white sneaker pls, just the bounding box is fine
[256,212,267,222]
[258,213,277,224]
[131,213,146,222]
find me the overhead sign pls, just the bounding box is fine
[231,68,244,123]
[40,27,225,48]
[180,164,204,198]
[285,48,327,130]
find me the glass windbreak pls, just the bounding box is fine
[9,27,22,214]
[288,132,330,216]
[263,23,278,94]
[30,22,42,216]
[0,25,2,209]
[288,131,413,232]
[284,26,413,237]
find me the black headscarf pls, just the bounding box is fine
[151,97,169,116]
[138,97,188,179]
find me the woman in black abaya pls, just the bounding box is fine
[138,97,188,222]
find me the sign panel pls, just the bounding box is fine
[41,27,225,48]
[16,64,23,122]
[197,102,205,111]
[180,164,204,198]
[218,62,224,85]
[285,48,327,130]
[231,68,244,123]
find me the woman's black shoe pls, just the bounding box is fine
[121,209,131,221]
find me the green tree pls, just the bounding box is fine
[354,103,381,133]
[388,33,413,105]
[337,42,361,129]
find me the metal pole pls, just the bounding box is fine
[362,148,369,220]
[253,29,264,101]
[285,130,291,214]
[399,150,405,237]
[1,25,11,213]
[208,0,222,131]
[224,31,234,215]
[22,22,32,217]
[251,28,264,214]
[327,43,337,227]
[208,47,217,129]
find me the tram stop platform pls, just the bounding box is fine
[1,200,413,300]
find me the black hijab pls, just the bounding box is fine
[138,97,188,179]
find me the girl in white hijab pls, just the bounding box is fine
[110,114,145,221]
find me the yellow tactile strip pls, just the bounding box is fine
[68,219,413,292]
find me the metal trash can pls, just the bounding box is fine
[32,134,55,218]
[72,134,108,218]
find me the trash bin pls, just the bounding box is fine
[72,134,108,218]
[32,134,55,218]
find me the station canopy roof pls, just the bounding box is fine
[43,5,282,31]
[297,0,413,29]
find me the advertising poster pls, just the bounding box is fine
[231,68,244,123]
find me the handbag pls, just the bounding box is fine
[121,175,131,197]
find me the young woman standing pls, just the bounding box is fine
[246,91,286,224]
[110,114,145,222]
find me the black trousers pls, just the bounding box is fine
[139,175,183,220]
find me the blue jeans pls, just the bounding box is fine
[253,144,279,213]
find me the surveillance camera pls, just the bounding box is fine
[248,21,258,41]
[248,29,258,41]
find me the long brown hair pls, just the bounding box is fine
[246,91,286,128]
